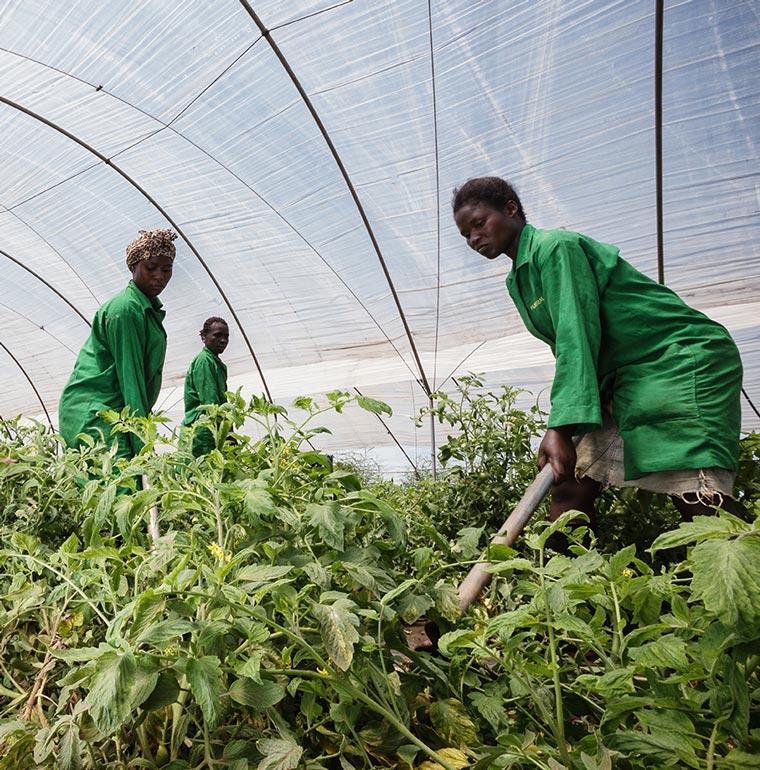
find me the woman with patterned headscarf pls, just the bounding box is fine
[58,228,176,460]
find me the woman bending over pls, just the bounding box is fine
[452,177,743,522]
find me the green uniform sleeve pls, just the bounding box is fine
[539,241,603,433]
[104,311,151,418]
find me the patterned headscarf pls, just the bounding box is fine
[125,228,178,268]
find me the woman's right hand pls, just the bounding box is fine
[537,427,577,484]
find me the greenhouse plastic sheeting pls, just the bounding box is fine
[0,0,758,473]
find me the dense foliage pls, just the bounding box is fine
[0,388,758,769]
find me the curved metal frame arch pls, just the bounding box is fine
[0,95,273,402]
[1,43,425,387]
[2,205,102,305]
[0,247,92,327]
[0,339,53,429]
[238,0,432,396]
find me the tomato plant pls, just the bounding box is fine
[0,391,758,769]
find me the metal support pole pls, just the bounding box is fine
[429,395,437,480]
[655,0,665,284]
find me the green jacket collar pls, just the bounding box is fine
[513,223,535,271]
[201,345,221,362]
[127,280,164,313]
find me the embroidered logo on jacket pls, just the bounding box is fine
[529,296,545,310]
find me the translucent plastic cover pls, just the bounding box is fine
[0,0,757,472]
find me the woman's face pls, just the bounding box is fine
[454,200,523,259]
[131,254,174,298]
[203,322,229,355]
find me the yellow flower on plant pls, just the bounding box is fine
[207,542,232,563]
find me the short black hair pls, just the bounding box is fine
[200,316,228,339]
[451,176,527,222]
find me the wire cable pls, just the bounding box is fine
[353,387,417,472]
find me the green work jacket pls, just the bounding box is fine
[58,281,167,459]
[507,225,742,479]
[182,346,228,455]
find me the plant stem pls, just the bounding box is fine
[342,683,457,770]
[214,490,224,549]
[538,546,571,767]
[609,580,624,659]
[706,722,719,770]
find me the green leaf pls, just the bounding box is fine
[256,737,303,770]
[142,672,180,711]
[186,656,224,727]
[381,578,417,606]
[57,721,83,770]
[690,535,760,627]
[454,526,484,559]
[237,651,264,683]
[397,744,419,768]
[397,592,434,624]
[629,634,689,670]
[536,510,588,549]
[470,691,506,733]
[711,656,750,741]
[721,750,760,769]
[576,666,636,697]
[608,544,636,578]
[437,630,475,657]
[129,657,160,708]
[84,650,137,736]
[307,502,346,551]
[242,485,278,520]
[651,513,750,552]
[356,394,392,417]
[431,580,460,622]
[551,612,595,641]
[93,484,117,530]
[130,589,165,640]
[137,619,194,646]
[606,728,699,767]
[342,560,377,590]
[235,564,293,585]
[429,698,479,748]
[356,491,406,545]
[636,709,700,746]
[228,678,285,710]
[50,647,107,662]
[312,596,360,670]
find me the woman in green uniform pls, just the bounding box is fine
[182,317,229,456]
[58,229,176,460]
[452,177,743,521]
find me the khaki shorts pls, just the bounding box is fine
[575,410,735,503]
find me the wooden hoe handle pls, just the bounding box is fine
[457,462,555,612]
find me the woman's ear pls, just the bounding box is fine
[504,200,519,218]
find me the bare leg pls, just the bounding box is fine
[549,475,601,526]
[544,476,601,553]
